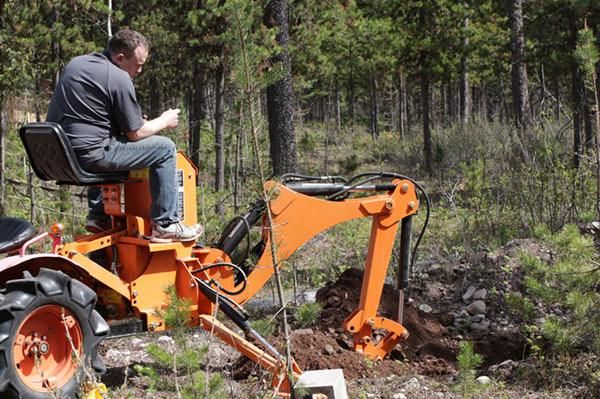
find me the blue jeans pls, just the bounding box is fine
[79,135,178,226]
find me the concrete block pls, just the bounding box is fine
[294,369,348,399]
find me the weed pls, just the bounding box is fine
[504,292,536,321]
[134,286,225,397]
[294,302,322,328]
[454,341,484,399]
[251,318,277,337]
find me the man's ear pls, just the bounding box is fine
[113,52,125,64]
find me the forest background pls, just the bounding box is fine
[1,0,600,396]
[1,0,600,233]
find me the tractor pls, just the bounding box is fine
[0,122,426,398]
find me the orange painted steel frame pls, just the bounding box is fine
[37,151,418,393]
[43,152,296,395]
[211,180,419,360]
[52,153,201,328]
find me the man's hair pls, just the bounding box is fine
[107,30,149,57]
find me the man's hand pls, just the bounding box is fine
[127,108,181,141]
[161,108,180,129]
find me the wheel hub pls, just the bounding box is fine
[23,332,50,357]
[13,305,83,392]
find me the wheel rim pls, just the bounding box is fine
[13,304,83,392]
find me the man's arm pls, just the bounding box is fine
[126,108,180,141]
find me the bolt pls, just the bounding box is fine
[408,201,416,210]
[39,342,49,355]
[385,200,393,210]
[132,290,138,298]
[401,183,409,193]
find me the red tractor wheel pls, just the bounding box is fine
[0,268,109,398]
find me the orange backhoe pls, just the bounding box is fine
[0,122,428,398]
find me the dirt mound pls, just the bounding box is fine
[291,330,407,380]
[311,267,457,377]
[239,239,545,382]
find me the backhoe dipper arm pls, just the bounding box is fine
[217,179,419,360]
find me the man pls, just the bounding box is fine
[47,29,201,243]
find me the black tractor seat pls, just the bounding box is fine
[19,122,129,185]
[0,217,37,254]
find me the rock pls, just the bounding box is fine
[462,286,477,302]
[425,282,446,299]
[499,359,517,367]
[392,394,407,399]
[470,314,485,323]
[293,328,314,335]
[466,300,486,315]
[428,263,443,274]
[470,321,491,332]
[403,377,420,390]
[469,251,487,265]
[327,295,341,306]
[440,312,455,326]
[130,338,144,348]
[453,318,467,328]
[418,303,433,313]
[105,349,122,358]
[157,335,173,344]
[476,376,491,385]
[489,359,519,380]
[473,288,487,300]
[324,344,335,355]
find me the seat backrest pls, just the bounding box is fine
[19,122,128,186]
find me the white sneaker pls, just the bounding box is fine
[150,222,203,243]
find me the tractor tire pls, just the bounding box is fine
[0,268,109,398]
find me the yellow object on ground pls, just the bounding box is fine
[84,383,108,399]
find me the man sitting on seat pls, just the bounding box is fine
[46,29,201,243]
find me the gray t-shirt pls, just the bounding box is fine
[46,51,144,161]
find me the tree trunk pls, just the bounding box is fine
[189,65,209,169]
[347,47,355,125]
[460,43,471,123]
[148,76,161,119]
[398,72,406,139]
[510,0,530,128]
[584,102,594,151]
[234,106,244,213]
[264,0,297,177]
[215,55,225,193]
[430,85,436,131]
[0,97,5,215]
[335,79,341,130]
[369,72,379,139]
[571,18,583,168]
[422,73,432,175]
